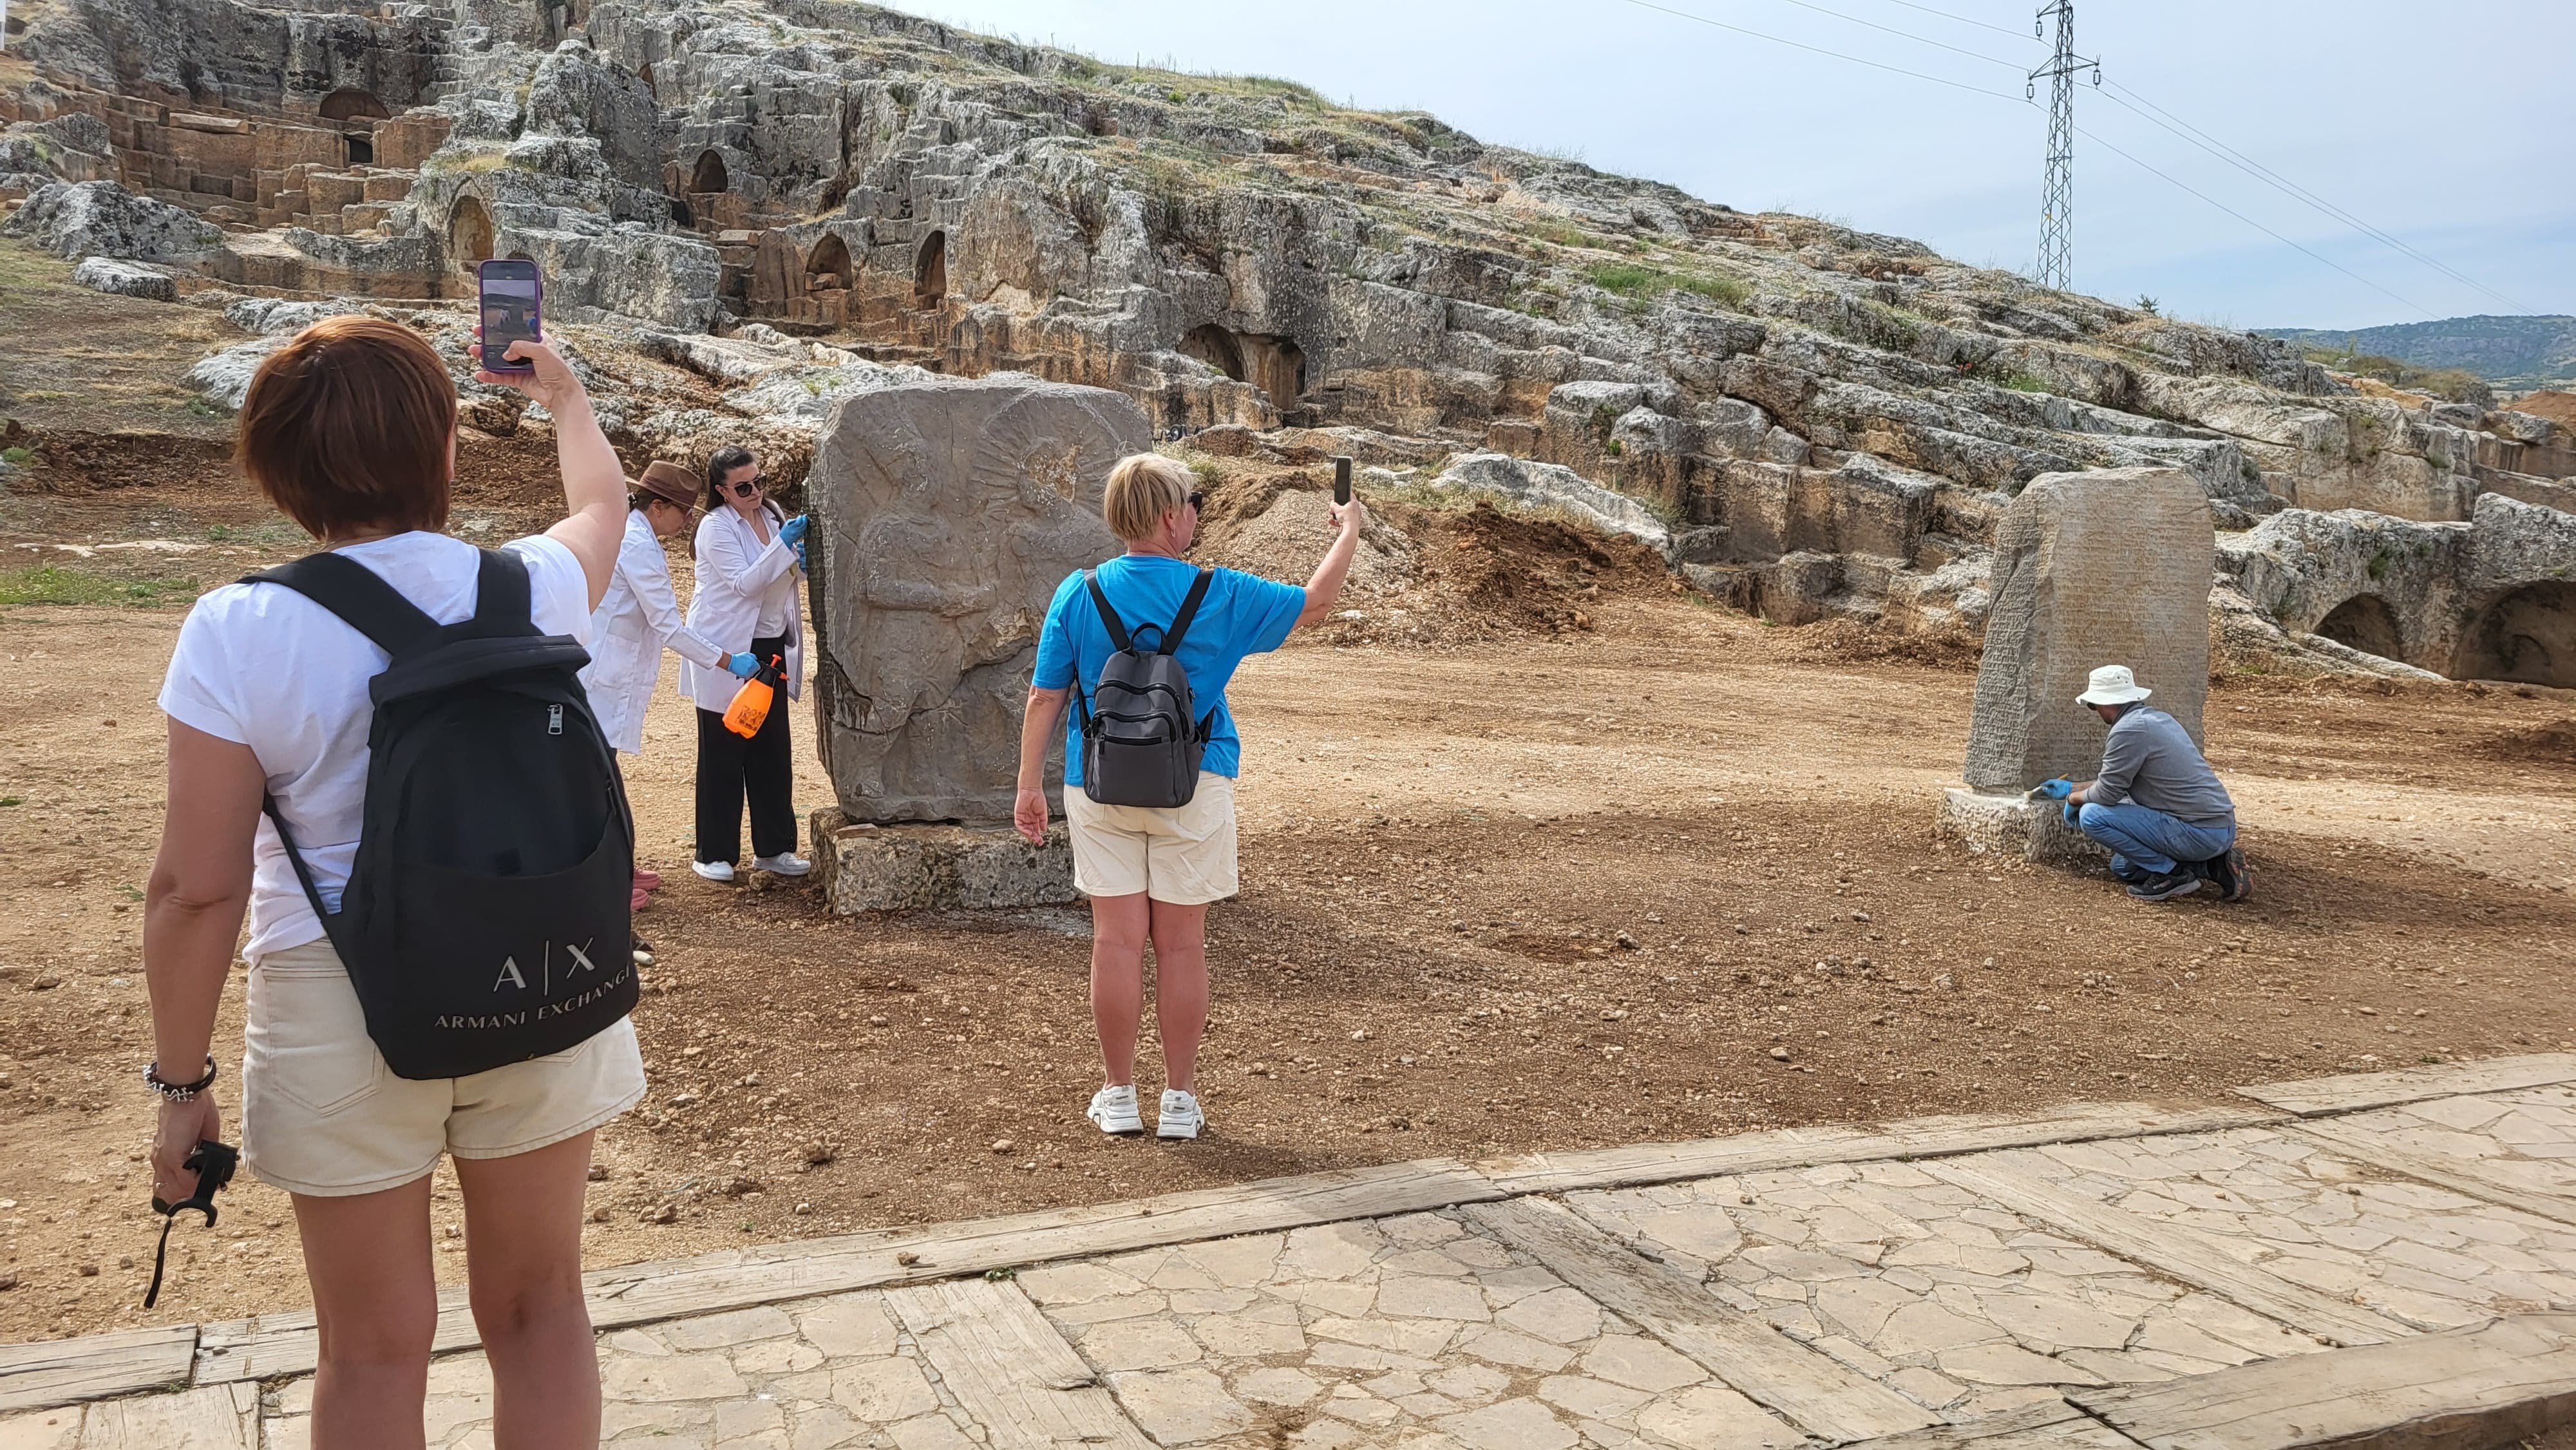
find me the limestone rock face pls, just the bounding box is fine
[1431,452,1674,558]
[1963,467,2213,793]
[807,377,1146,825]
[3,180,220,263]
[72,257,175,300]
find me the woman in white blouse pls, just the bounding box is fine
[678,445,811,881]
[578,460,758,907]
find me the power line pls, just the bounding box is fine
[1739,0,2031,70]
[2076,124,2438,318]
[1871,0,2043,42]
[1610,0,2025,102]
[2096,80,2534,315]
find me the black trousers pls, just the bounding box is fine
[695,635,796,864]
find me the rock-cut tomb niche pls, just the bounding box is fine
[2313,592,2404,662]
[319,88,388,166]
[690,149,730,196]
[913,231,947,308]
[808,233,854,292]
[1180,324,1307,408]
[2454,582,2576,688]
[448,196,494,270]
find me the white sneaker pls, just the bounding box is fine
[1087,1084,1143,1136]
[753,852,812,877]
[1157,1089,1205,1141]
[690,860,735,883]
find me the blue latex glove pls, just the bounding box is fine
[726,652,759,680]
[2034,778,2074,800]
[791,538,808,572]
[778,514,810,546]
[2062,800,2083,828]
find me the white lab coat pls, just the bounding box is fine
[678,502,805,715]
[579,510,730,755]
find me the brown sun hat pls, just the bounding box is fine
[633,459,698,509]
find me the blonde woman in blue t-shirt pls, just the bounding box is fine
[1014,453,1365,1140]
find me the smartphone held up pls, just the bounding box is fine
[1332,454,1352,505]
[477,258,543,373]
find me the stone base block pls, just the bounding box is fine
[810,809,1077,914]
[1935,787,2108,869]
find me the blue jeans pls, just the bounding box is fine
[2077,802,2235,880]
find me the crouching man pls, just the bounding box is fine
[2037,665,2250,904]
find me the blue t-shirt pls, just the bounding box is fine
[1032,555,1306,786]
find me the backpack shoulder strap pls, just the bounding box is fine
[468,547,535,634]
[1083,569,1135,654]
[241,552,440,659]
[1158,567,1217,657]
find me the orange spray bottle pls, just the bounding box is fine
[722,654,785,738]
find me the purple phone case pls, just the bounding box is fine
[477,259,542,372]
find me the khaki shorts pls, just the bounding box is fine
[1065,773,1239,905]
[241,939,646,1198]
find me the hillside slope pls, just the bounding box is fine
[2264,315,2576,389]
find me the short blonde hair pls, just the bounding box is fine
[1102,453,1193,542]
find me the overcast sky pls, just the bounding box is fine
[895,0,2571,330]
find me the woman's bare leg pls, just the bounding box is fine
[292,1177,437,1450]
[455,1134,601,1450]
[1090,891,1151,1085]
[1148,899,1210,1092]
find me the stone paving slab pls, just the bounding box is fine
[1984,1127,2576,1333]
[14,1056,2576,1449]
[1566,1158,2331,1420]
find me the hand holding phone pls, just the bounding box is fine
[476,259,542,374]
[1332,455,1352,505]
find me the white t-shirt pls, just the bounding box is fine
[158,532,594,960]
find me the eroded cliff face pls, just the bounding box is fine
[3,0,2571,681]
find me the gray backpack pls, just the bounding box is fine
[1074,566,1217,809]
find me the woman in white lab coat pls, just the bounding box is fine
[578,460,759,907]
[678,445,812,881]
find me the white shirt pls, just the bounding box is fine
[158,532,593,959]
[678,503,804,713]
[578,510,726,755]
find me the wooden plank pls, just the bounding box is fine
[197,1155,1502,1383]
[1927,1154,2411,1348]
[2072,1312,2576,1450]
[0,1327,197,1415]
[1478,1102,2286,1197]
[73,1384,253,1450]
[2289,1120,2576,1229]
[1463,1196,1938,1441]
[886,1280,1156,1450]
[2236,1053,2576,1118]
[1840,1399,2145,1449]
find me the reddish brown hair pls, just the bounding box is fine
[236,315,457,539]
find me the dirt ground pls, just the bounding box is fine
[1,231,2573,1342]
[2,520,2571,1340]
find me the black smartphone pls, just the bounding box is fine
[1332,455,1352,505]
[477,258,543,373]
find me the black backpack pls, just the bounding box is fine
[245,549,637,1080]
[1074,566,1218,809]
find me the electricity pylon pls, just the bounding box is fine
[2030,0,2099,292]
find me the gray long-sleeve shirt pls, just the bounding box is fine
[2091,706,2235,827]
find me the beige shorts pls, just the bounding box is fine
[1065,773,1239,905]
[241,939,646,1198]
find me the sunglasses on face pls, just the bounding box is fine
[726,476,766,498]
[1187,491,1206,513]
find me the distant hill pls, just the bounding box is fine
[2260,314,2576,390]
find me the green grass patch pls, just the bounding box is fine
[0,446,31,466]
[0,798,21,808]
[0,565,200,606]
[1586,263,1747,310]
[1994,370,2049,393]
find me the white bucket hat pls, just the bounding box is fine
[2077,664,2154,706]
